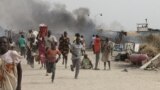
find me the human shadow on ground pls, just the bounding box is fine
[113,61,140,70]
[22,81,51,85]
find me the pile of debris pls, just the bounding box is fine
[139,34,160,70]
[140,53,160,70]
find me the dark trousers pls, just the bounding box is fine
[20,47,26,58]
[72,59,80,78]
[26,47,34,68]
[46,62,56,81]
[95,53,100,69]
[51,63,56,81]
[16,63,22,90]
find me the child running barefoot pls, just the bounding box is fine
[81,54,93,69]
[46,44,61,83]
[70,36,83,79]
[0,36,23,90]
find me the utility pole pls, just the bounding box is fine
[145,18,148,28]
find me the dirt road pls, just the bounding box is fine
[22,51,160,90]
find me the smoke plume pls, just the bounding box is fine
[0,0,96,47]
[110,21,125,31]
[0,0,95,34]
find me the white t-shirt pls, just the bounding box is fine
[0,50,23,64]
[70,43,83,60]
[27,33,35,47]
[45,35,57,48]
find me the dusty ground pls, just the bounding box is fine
[22,51,160,90]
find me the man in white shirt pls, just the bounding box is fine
[70,34,83,79]
[45,30,57,50]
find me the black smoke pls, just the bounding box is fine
[0,0,96,47]
[0,0,95,33]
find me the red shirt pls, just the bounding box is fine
[94,37,101,53]
[47,49,61,62]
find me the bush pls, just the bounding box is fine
[139,44,158,57]
[140,34,160,57]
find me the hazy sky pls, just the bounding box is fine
[47,0,160,31]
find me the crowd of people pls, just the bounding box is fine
[0,29,115,90]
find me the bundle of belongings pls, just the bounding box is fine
[128,54,149,66]
[115,52,149,66]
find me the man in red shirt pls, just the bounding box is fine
[94,35,101,70]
